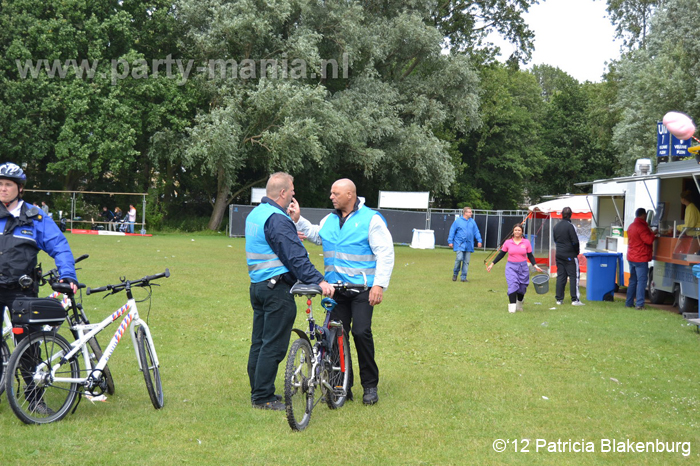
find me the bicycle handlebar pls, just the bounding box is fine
[50,282,86,295]
[290,281,368,297]
[86,268,170,295]
[41,254,89,286]
[332,282,368,290]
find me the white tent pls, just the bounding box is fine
[528,195,592,215]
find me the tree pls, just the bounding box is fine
[0,0,200,197]
[526,65,618,199]
[434,0,539,63]
[613,0,700,170]
[448,63,545,209]
[174,0,483,229]
[603,0,664,50]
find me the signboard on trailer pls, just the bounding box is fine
[378,191,430,210]
[658,121,692,157]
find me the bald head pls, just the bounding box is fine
[330,178,357,215]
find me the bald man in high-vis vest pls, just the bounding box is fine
[290,178,394,405]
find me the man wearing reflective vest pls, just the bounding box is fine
[245,172,334,411]
[290,178,394,405]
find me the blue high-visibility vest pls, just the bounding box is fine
[320,206,379,286]
[245,203,290,283]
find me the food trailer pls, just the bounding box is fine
[578,160,658,286]
[578,158,700,314]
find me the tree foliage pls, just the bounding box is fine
[173,0,485,227]
[0,0,628,228]
[613,0,700,170]
[603,0,664,49]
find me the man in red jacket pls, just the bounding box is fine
[626,208,656,310]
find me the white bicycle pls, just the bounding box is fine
[4,269,169,424]
[0,254,108,400]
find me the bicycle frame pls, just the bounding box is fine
[38,295,158,388]
[295,297,344,392]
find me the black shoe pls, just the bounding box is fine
[635,306,646,310]
[251,394,282,405]
[362,387,378,405]
[346,388,354,401]
[461,278,468,282]
[252,399,285,411]
[29,400,55,416]
[452,275,457,281]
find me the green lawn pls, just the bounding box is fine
[1,232,699,465]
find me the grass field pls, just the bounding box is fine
[1,232,700,465]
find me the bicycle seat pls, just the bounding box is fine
[290,283,322,296]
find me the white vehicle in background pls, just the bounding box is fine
[578,158,700,314]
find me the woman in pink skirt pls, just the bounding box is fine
[487,224,543,313]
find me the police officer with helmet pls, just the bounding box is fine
[0,162,79,415]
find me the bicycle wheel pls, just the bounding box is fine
[325,327,350,409]
[284,338,313,431]
[87,338,115,395]
[0,338,10,397]
[5,331,80,424]
[136,326,164,409]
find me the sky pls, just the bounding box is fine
[493,0,622,83]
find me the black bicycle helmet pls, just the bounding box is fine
[0,163,26,185]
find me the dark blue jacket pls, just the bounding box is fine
[260,197,324,285]
[0,202,77,286]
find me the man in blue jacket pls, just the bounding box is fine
[245,172,334,411]
[447,207,483,282]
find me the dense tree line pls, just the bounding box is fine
[0,0,691,229]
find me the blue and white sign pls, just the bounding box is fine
[671,134,692,157]
[657,121,669,157]
[658,121,693,157]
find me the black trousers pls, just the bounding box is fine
[555,256,581,302]
[330,289,378,390]
[0,288,45,404]
[247,281,296,404]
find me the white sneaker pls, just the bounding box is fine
[556,300,562,305]
[571,300,585,306]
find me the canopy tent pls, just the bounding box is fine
[526,196,593,274]
[528,195,592,218]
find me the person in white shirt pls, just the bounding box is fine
[127,204,136,233]
[289,178,394,405]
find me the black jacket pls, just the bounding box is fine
[553,219,580,260]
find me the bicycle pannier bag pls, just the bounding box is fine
[11,297,67,326]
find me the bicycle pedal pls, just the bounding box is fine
[85,393,108,403]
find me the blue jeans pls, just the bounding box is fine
[453,251,471,279]
[626,261,649,308]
